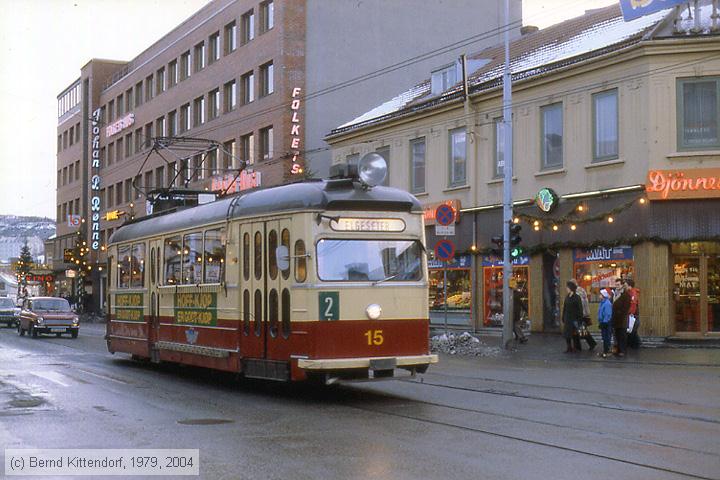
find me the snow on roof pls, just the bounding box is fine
[331,3,679,135]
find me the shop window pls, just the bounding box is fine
[269,289,278,337]
[130,243,145,288]
[573,247,634,303]
[482,263,529,327]
[118,245,131,288]
[429,257,472,321]
[181,232,203,284]
[163,236,181,284]
[674,257,701,333]
[294,240,306,282]
[254,289,262,336]
[203,229,225,283]
[281,288,290,338]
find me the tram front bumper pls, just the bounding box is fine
[297,354,438,372]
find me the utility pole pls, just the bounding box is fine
[501,0,514,349]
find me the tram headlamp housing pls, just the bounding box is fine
[358,153,387,188]
[36,316,44,325]
[366,304,382,320]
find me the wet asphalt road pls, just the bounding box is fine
[1,324,719,480]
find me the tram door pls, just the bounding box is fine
[240,220,291,360]
[264,219,292,360]
[148,240,163,352]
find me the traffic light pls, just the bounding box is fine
[490,235,503,257]
[510,224,524,259]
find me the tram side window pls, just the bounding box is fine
[281,288,290,338]
[254,231,262,280]
[182,232,203,284]
[243,289,250,335]
[269,289,278,337]
[268,230,278,280]
[203,228,225,283]
[294,240,306,282]
[254,289,262,337]
[243,232,250,281]
[164,236,182,284]
[281,229,290,280]
[118,245,131,288]
[130,243,145,288]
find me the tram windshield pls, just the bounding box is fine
[317,239,423,282]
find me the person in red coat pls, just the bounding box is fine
[626,278,641,349]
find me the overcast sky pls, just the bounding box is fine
[0,0,615,219]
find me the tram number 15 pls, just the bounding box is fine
[364,330,384,346]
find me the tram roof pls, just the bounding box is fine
[109,179,422,244]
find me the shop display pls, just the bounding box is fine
[429,269,471,311]
[573,247,634,303]
[482,264,529,327]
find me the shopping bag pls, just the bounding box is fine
[627,314,636,333]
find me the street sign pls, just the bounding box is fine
[435,204,456,226]
[435,225,455,236]
[434,239,456,262]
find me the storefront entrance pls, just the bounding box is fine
[672,243,720,335]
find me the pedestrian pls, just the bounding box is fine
[626,278,641,349]
[597,288,613,358]
[510,278,528,344]
[571,280,597,352]
[611,280,631,357]
[613,277,623,302]
[562,280,583,353]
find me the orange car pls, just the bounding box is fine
[17,297,79,338]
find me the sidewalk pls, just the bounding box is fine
[431,331,720,367]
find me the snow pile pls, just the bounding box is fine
[431,332,502,357]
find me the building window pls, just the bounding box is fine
[75,123,80,143]
[410,138,425,193]
[241,9,255,44]
[115,181,123,205]
[224,80,237,112]
[241,70,254,104]
[592,89,619,161]
[107,185,114,208]
[57,135,61,153]
[180,104,190,133]
[168,60,178,87]
[135,82,143,107]
[374,147,390,186]
[431,62,459,95]
[124,179,132,204]
[240,133,254,165]
[209,32,220,63]
[144,123,152,148]
[260,1,274,33]
[156,116,166,138]
[194,42,205,72]
[145,75,154,102]
[125,133,133,158]
[126,88,133,112]
[69,126,74,146]
[207,148,218,176]
[209,88,220,120]
[180,51,191,81]
[156,67,165,94]
[168,110,177,136]
[677,77,720,150]
[108,142,115,165]
[541,103,563,169]
[448,128,466,186]
[260,61,273,97]
[224,21,237,54]
[260,126,273,161]
[116,138,123,161]
[117,94,124,116]
[193,96,205,127]
[494,118,505,178]
[135,128,142,152]
[108,100,116,121]
[223,139,236,169]
[68,163,74,182]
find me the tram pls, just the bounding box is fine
[105,157,437,383]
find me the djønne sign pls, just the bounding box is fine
[646,168,720,200]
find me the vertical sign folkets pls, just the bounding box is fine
[90,108,102,250]
[289,87,303,175]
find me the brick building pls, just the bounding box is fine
[51,0,521,312]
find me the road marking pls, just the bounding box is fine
[31,371,71,387]
[75,368,129,385]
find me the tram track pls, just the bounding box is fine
[398,375,720,426]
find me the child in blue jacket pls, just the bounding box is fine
[598,288,613,358]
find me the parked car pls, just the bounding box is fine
[0,297,19,327]
[17,297,79,338]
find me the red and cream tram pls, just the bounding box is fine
[106,161,437,383]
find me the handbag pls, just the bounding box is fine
[627,314,636,334]
[583,315,592,326]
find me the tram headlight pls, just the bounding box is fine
[366,304,382,320]
[358,153,387,187]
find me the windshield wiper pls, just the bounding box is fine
[372,272,402,285]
